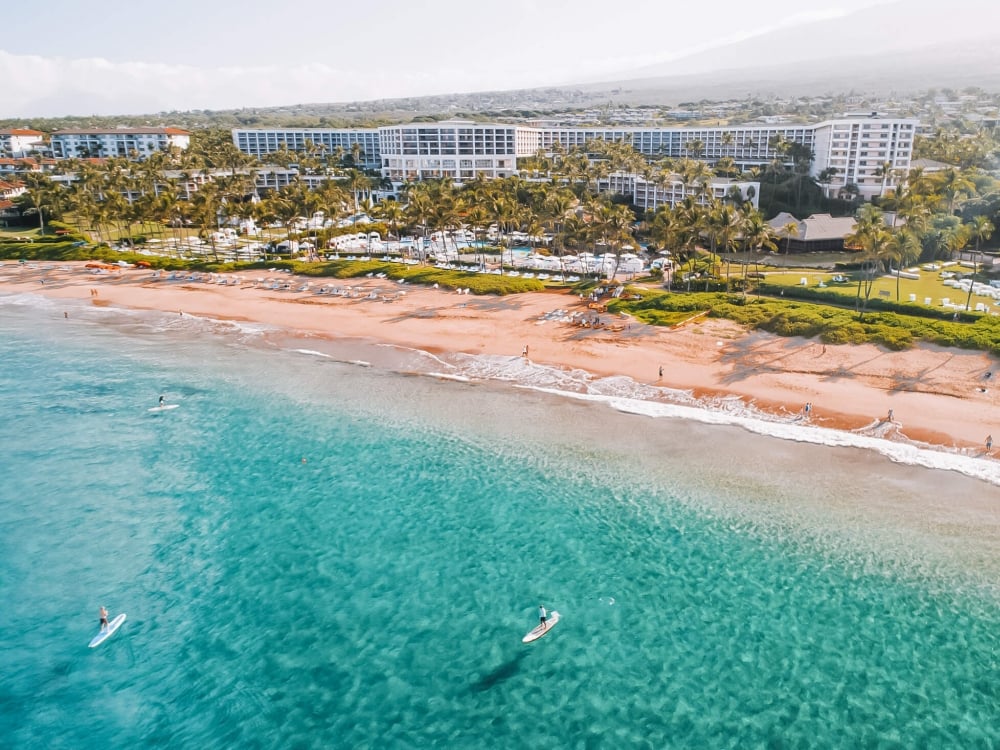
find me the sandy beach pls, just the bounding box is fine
[4,261,999,454]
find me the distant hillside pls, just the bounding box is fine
[2,35,998,131]
[582,41,1000,105]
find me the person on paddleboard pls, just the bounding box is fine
[99,606,109,631]
[158,395,165,407]
[538,604,547,628]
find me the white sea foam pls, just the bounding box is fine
[0,292,59,309]
[293,349,332,358]
[403,350,1000,488]
[525,385,1000,487]
[428,372,471,382]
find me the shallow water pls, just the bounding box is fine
[1,296,998,748]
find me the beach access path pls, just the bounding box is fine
[3,261,998,453]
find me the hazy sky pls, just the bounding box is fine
[0,0,991,118]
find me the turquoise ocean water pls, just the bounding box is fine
[1,293,998,748]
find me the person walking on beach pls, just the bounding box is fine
[887,408,894,422]
[522,345,529,358]
[99,606,109,632]
[658,366,663,378]
[538,604,548,628]
[987,435,993,452]
[804,402,812,417]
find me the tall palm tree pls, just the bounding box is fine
[886,228,922,302]
[778,220,799,255]
[20,171,58,233]
[846,205,892,320]
[740,209,777,299]
[343,169,371,221]
[874,161,894,199]
[935,167,976,214]
[404,183,435,263]
[707,202,740,290]
[964,215,995,310]
[374,198,405,243]
[684,139,705,160]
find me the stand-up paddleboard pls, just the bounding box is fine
[522,611,560,643]
[89,613,126,648]
[148,404,179,413]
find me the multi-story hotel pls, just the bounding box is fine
[0,129,45,158]
[232,115,916,201]
[377,121,535,181]
[599,173,762,212]
[232,128,381,170]
[50,127,190,159]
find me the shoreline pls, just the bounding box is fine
[3,261,999,461]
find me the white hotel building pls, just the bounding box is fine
[232,128,381,170]
[50,127,191,160]
[231,115,917,202]
[599,173,762,212]
[0,129,45,158]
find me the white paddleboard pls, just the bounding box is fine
[148,404,179,412]
[89,613,126,648]
[522,611,560,643]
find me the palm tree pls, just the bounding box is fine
[720,132,734,160]
[404,183,434,263]
[20,171,57,233]
[593,202,635,279]
[935,167,976,214]
[684,139,705,160]
[649,206,683,287]
[463,203,492,268]
[886,228,922,302]
[964,215,995,309]
[343,169,370,221]
[707,202,740,290]
[874,161,894,199]
[740,209,777,299]
[778,220,799,255]
[846,205,891,320]
[374,198,405,244]
[190,182,223,261]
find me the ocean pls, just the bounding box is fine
[1,292,998,749]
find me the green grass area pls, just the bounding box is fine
[0,226,42,239]
[0,222,91,260]
[761,266,989,309]
[610,289,1000,355]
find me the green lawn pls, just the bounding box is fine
[760,265,994,311]
[0,226,41,239]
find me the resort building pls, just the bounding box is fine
[50,127,190,160]
[0,129,45,158]
[0,157,56,177]
[377,121,527,181]
[767,212,859,252]
[599,173,761,212]
[810,117,916,200]
[0,179,27,201]
[537,116,915,200]
[231,128,381,170]
[0,199,21,226]
[228,115,916,200]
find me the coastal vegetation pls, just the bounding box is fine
[610,290,1000,355]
